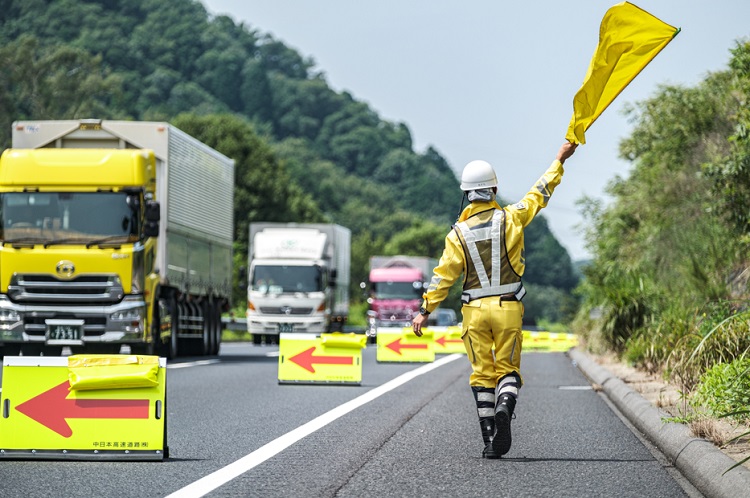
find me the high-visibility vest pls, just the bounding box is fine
[454,208,524,302]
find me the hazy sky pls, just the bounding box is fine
[201,0,750,261]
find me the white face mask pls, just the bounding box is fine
[467,188,495,203]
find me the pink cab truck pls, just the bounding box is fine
[363,256,436,338]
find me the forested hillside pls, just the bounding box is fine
[0,0,578,322]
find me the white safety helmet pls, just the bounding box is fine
[460,160,497,191]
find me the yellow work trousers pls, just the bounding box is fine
[461,297,523,389]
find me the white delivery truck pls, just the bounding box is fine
[2,119,234,358]
[246,223,350,344]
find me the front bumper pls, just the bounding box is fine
[0,295,148,346]
[247,313,327,335]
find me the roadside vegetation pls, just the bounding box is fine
[572,40,750,454]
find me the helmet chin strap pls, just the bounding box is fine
[455,192,468,224]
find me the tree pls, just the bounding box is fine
[704,41,750,237]
[171,113,322,243]
[0,35,124,149]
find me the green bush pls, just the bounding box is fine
[691,357,750,423]
[347,301,368,327]
[668,305,750,390]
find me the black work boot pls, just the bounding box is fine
[493,393,516,456]
[472,386,498,459]
[480,418,499,459]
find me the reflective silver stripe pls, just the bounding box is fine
[477,392,495,403]
[462,283,522,300]
[457,210,516,297]
[478,408,495,417]
[490,210,502,289]
[496,375,521,399]
[515,286,526,301]
[427,274,443,292]
[457,221,492,289]
[536,177,551,204]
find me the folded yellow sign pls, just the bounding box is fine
[68,354,160,391]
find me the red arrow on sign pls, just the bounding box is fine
[435,336,463,348]
[15,381,150,438]
[386,338,428,355]
[289,346,353,373]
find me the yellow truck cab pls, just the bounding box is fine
[0,120,234,358]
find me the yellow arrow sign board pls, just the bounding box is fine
[0,356,167,461]
[522,331,579,352]
[376,327,435,363]
[278,332,366,385]
[430,326,466,354]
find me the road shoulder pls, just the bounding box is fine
[570,348,750,498]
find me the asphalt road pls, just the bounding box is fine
[0,343,700,497]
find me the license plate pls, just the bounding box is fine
[46,319,84,344]
[278,323,294,333]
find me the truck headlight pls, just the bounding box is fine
[0,296,21,329]
[0,307,21,331]
[111,303,146,334]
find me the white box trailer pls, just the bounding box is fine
[4,119,234,357]
[247,222,350,343]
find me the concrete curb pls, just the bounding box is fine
[569,348,750,498]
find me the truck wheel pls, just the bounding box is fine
[252,334,262,346]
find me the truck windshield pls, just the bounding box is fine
[0,192,141,243]
[373,281,420,300]
[252,265,323,294]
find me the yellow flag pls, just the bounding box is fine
[566,2,679,144]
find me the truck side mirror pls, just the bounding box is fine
[143,200,160,237]
[145,200,160,222]
[330,268,338,286]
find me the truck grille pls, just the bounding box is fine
[8,274,124,305]
[259,306,313,315]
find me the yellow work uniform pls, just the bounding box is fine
[421,159,565,388]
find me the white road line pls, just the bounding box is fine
[164,353,463,498]
[166,359,221,370]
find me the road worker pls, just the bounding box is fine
[412,141,577,458]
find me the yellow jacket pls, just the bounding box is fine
[421,159,565,313]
